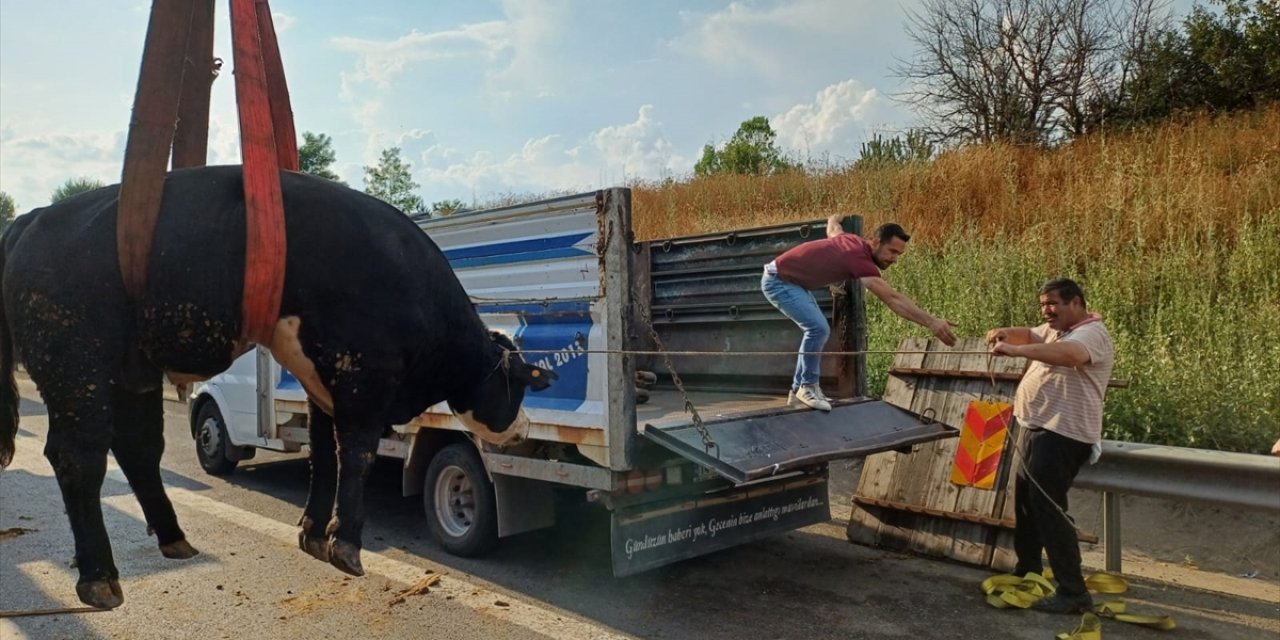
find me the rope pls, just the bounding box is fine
[978,349,1175,637]
[518,348,996,357]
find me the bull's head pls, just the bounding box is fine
[449,331,557,445]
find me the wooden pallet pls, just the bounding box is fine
[846,337,1024,568]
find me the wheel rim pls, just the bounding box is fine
[434,465,476,538]
[197,416,222,459]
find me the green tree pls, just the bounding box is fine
[1119,0,1280,125]
[50,177,106,204]
[298,131,345,184]
[363,147,423,213]
[429,199,467,217]
[0,191,16,235]
[855,130,936,169]
[694,116,793,177]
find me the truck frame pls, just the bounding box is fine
[188,188,953,575]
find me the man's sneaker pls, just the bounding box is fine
[791,385,832,412]
[1031,592,1094,614]
[788,386,833,407]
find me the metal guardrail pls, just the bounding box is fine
[1074,440,1280,572]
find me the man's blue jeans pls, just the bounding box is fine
[761,269,830,389]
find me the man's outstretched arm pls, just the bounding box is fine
[861,276,957,346]
[826,214,844,238]
[985,327,1043,346]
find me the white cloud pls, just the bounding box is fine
[417,133,596,199]
[0,114,243,211]
[271,11,296,32]
[589,105,685,180]
[412,106,690,202]
[0,126,122,210]
[772,79,887,155]
[671,0,880,78]
[484,0,573,99]
[332,21,510,90]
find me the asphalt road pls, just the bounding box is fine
[2,375,1277,639]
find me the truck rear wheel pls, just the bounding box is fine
[424,443,498,557]
[194,402,238,476]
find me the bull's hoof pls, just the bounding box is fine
[76,579,124,609]
[327,539,364,577]
[298,532,330,562]
[159,539,200,559]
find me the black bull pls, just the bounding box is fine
[0,165,556,609]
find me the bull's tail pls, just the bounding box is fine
[0,234,17,468]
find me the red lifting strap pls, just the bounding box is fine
[229,0,294,344]
[117,0,295,348]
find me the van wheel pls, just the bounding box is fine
[194,402,237,476]
[424,443,498,557]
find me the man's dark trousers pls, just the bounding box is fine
[1013,427,1094,597]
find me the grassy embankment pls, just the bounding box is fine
[630,106,1280,453]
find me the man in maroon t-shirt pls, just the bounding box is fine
[762,215,957,411]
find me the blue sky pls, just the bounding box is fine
[0,0,1198,212]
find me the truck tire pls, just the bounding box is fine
[194,402,238,476]
[423,443,498,557]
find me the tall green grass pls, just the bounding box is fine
[631,107,1280,453]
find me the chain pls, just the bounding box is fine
[631,282,718,456]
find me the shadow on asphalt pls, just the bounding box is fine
[199,445,1280,640]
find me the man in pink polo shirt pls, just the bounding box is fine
[986,278,1115,614]
[761,215,957,411]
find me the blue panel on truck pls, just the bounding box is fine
[278,367,301,391]
[443,232,595,268]
[476,300,593,412]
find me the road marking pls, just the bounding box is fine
[7,438,631,640]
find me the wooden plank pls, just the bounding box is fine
[877,339,951,551]
[846,337,926,546]
[903,340,968,556]
[985,351,1028,572]
[942,341,1007,565]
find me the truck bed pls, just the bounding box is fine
[636,388,790,425]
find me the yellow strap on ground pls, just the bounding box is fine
[1084,573,1127,594]
[1055,613,1102,640]
[982,572,1055,609]
[981,572,1175,636]
[1096,602,1177,630]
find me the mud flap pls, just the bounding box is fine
[611,475,830,577]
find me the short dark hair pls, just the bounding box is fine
[872,223,910,244]
[1039,278,1086,307]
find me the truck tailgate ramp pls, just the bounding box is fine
[640,399,955,484]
